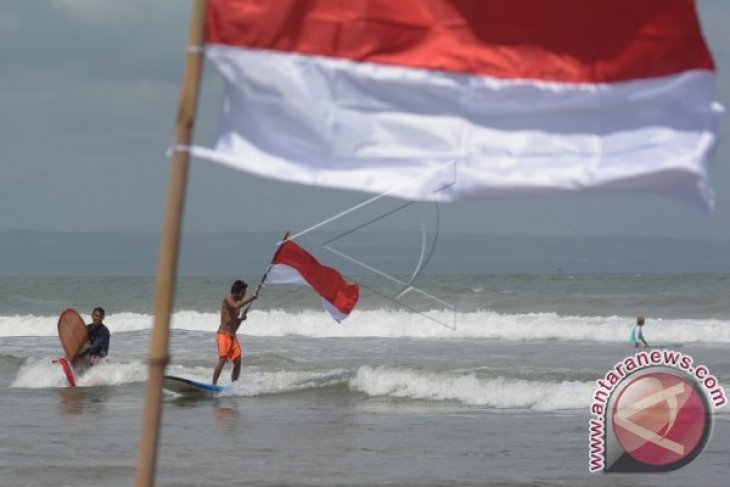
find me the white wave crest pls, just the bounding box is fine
[350,365,594,410]
[2,310,729,343]
[11,357,148,388]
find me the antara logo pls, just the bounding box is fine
[588,351,726,473]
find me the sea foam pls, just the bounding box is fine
[3,310,729,343]
[350,365,594,410]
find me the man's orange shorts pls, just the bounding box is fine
[216,332,242,361]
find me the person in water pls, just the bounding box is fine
[629,315,649,348]
[77,306,111,364]
[212,280,257,385]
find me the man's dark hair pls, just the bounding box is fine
[93,307,105,316]
[231,280,248,294]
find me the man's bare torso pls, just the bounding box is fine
[218,295,242,335]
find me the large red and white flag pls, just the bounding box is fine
[267,240,359,322]
[192,0,723,210]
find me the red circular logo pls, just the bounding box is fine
[612,372,709,466]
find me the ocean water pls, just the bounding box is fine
[1,274,729,486]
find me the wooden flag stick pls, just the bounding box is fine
[242,231,290,316]
[135,1,207,486]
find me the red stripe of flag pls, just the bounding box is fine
[206,0,714,83]
[272,241,359,315]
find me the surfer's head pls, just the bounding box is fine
[637,315,645,326]
[231,280,248,295]
[92,307,105,324]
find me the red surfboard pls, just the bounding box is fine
[56,357,76,386]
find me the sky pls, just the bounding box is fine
[1,0,730,240]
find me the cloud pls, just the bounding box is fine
[51,0,139,20]
[50,0,184,22]
[0,13,18,33]
[50,0,177,21]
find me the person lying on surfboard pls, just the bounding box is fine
[76,307,111,365]
[628,315,649,348]
[212,280,257,385]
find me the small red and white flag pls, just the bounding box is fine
[266,240,359,322]
[191,0,723,210]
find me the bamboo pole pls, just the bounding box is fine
[135,1,207,485]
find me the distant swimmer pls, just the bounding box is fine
[77,307,111,364]
[629,315,649,348]
[212,280,258,385]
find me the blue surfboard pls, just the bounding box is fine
[163,375,230,396]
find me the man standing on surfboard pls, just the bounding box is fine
[77,307,111,365]
[212,280,257,385]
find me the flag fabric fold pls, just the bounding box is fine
[192,0,723,210]
[266,240,359,322]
